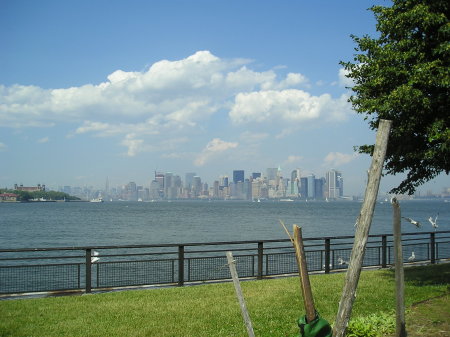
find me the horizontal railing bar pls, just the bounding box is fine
[0,262,83,268]
[2,230,448,253]
[95,258,176,265]
[0,255,85,261]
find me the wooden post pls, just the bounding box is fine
[392,198,407,337]
[293,225,316,322]
[226,251,255,337]
[333,119,392,337]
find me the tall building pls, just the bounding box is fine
[266,168,278,181]
[326,169,343,199]
[212,181,219,198]
[307,174,316,199]
[192,176,202,197]
[252,172,261,180]
[185,172,196,190]
[314,178,325,199]
[233,170,244,184]
[300,177,308,198]
[219,175,229,188]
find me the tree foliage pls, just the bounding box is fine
[341,0,449,194]
[0,189,80,201]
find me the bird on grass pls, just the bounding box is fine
[408,251,415,262]
[402,216,422,228]
[428,214,438,230]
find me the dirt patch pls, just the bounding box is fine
[400,293,450,337]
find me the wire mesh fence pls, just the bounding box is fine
[1,231,449,295]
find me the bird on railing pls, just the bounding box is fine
[428,214,438,231]
[402,216,422,228]
[91,250,100,263]
[338,257,349,266]
[408,251,415,262]
[322,263,332,269]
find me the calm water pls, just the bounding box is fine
[1,200,449,249]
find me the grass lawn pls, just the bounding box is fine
[1,263,449,337]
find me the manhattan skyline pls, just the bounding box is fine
[1,0,448,196]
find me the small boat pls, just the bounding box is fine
[90,197,104,203]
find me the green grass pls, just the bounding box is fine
[1,263,449,337]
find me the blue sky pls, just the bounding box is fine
[1,0,448,196]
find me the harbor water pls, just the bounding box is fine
[1,199,449,249]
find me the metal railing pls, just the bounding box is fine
[1,231,449,295]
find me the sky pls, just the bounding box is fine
[0,0,448,197]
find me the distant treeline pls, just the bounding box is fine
[0,189,81,201]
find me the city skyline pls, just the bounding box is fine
[1,1,448,196]
[51,167,345,201]
[7,164,449,201]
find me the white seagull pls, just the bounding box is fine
[428,214,438,230]
[402,216,422,228]
[91,250,100,263]
[408,251,415,262]
[338,257,349,266]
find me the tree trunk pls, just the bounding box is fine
[333,119,392,337]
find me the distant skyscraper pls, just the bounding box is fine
[314,177,325,199]
[291,169,301,182]
[155,171,164,198]
[300,177,308,198]
[326,169,343,199]
[266,168,278,181]
[307,174,315,199]
[185,172,196,189]
[219,175,229,188]
[252,172,261,180]
[192,176,202,197]
[233,170,244,184]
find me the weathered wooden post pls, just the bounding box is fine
[293,225,316,322]
[227,251,255,337]
[333,119,392,337]
[392,197,407,337]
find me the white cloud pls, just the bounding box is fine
[194,138,238,166]
[0,142,6,151]
[121,134,144,157]
[284,155,303,165]
[230,89,327,124]
[37,137,49,143]
[339,68,354,87]
[0,51,352,158]
[323,152,359,167]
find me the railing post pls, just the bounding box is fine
[85,248,92,293]
[325,238,331,274]
[257,242,263,279]
[381,235,387,268]
[178,245,185,286]
[430,232,436,264]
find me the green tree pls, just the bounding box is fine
[341,0,449,194]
